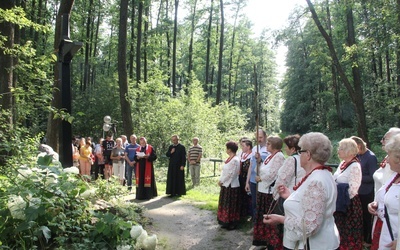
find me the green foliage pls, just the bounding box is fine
[0,150,145,249]
[113,77,248,160]
[0,7,50,33]
[279,0,400,150]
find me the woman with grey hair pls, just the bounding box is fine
[263,132,339,250]
[371,127,400,249]
[368,134,400,250]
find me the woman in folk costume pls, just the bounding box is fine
[217,141,241,230]
[368,134,400,250]
[134,137,157,200]
[239,139,253,218]
[264,132,340,250]
[370,128,400,250]
[333,138,363,249]
[252,136,285,249]
[274,134,305,196]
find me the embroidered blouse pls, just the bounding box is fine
[274,154,305,198]
[219,156,240,188]
[333,161,362,199]
[258,151,285,194]
[283,169,340,249]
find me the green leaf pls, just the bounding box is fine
[37,155,53,166]
[67,116,74,123]
[25,206,39,221]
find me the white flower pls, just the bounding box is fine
[142,234,158,250]
[7,195,26,220]
[63,166,80,175]
[135,230,148,249]
[130,225,144,239]
[80,188,97,199]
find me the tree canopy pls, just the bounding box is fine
[1,0,399,164]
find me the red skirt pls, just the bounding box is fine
[217,186,241,227]
[371,217,383,250]
[334,195,363,250]
[252,192,283,249]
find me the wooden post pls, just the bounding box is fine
[59,14,82,167]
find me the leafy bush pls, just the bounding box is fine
[0,155,146,249]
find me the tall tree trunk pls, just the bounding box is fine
[29,0,36,39]
[216,0,224,104]
[129,0,136,79]
[107,24,113,75]
[33,0,43,50]
[118,0,134,136]
[91,0,101,86]
[228,2,241,103]
[187,0,197,86]
[306,0,369,145]
[0,1,15,105]
[165,0,171,88]
[345,4,369,145]
[46,0,75,152]
[326,1,342,128]
[83,0,93,91]
[136,0,143,85]
[386,48,391,83]
[0,0,15,140]
[172,0,179,96]
[205,0,214,94]
[144,1,149,83]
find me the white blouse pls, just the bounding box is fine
[219,156,240,188]
[274,154,305,197]
[373,162,395,193]
[333,161,362,199]
[375,172,400,250]
[258,151,285,194]
[283,169,340,249]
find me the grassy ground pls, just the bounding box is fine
[153,162,254,233]
[155,164,221,211]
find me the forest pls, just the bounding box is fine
[1,0,400,248]
[1,0,400,162]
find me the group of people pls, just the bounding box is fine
[217,128,400,250]
[71,133,203,201]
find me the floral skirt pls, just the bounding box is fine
[252,192,283,249]
[371,217,383,250]
[217,186,241,227]
[334,195,363,250]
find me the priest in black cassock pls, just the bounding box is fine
[166,135,187,197]
[134,137,157,200]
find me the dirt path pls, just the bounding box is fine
[134,195,253,250]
